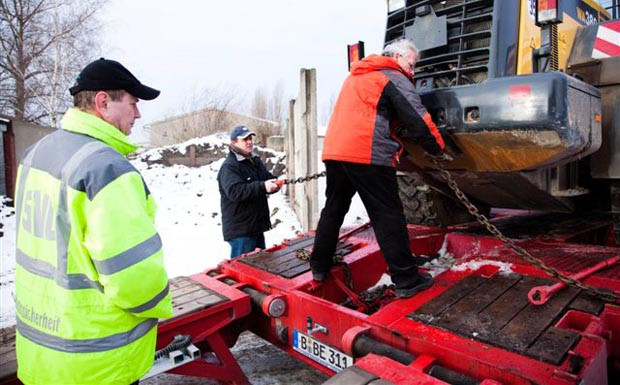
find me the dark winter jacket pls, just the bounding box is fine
[323,54,445,167]
[218,149,275,241]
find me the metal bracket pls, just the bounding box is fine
[307,316,329,336]
[141,343,201,380]
[405,6,447,52]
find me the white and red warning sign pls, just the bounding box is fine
[592,20,620,59]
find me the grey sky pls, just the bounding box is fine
[100,0,388,141]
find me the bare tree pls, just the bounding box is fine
[249,83,284,143]
[251,83,285,125]
[251,87,267,120]
[0,0,105,126]
[268,81,285,128]
[146,84,241,146]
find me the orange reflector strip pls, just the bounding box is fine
[595,115,601,122]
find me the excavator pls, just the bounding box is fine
[1,1,619,384]
[394,0,620,233]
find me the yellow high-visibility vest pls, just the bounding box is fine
[15,108,173,385]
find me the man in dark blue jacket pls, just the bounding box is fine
[218,125,280,258]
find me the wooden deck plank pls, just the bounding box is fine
[247,249,301,269]
[473,276,551,344]
[269,251,309,272]
[268,238,316,257]
[433,274,521,336]
[0,325,16,381]
[410,274,584,364]
[169,280,210,296]
[282,235,314,246]
[280,262,312,278]
[567,292,605,315]
[278,242,353,278]
[241,237,315,271]
[241,238,354,279]
[409,275,487,323]
[526,327,580,365]
[167,277,228,321]
[497,282,580,352]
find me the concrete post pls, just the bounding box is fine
[189,144,196,166]
[285,103,296,204]
[292,68,319,232]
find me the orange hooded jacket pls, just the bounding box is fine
[322,54,445,167]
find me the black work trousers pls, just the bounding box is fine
[310,161,420,290]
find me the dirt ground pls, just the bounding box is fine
[143,331,330,385]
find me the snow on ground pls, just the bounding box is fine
[0,133,367,383]
[0,196,16,328]
[134,146,303,278]
[0,133,370,328]
[450,259,514,275]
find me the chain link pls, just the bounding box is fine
[430,158,620,303]
[334,253,354,289]
[284,171,326,185]
[296,249,310,260]
[296,249,354,289]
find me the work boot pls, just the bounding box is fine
[395,273,434,298]
[312,270,328,282]
[309,257,331,282]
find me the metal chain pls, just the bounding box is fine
[334,253,354,290]
[430,158,620,303]
[296,249,354,289]
[345,285,392,311]
[284,171,326,185]
[296,249,310,260]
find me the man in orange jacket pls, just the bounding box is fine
[310,38,450,298]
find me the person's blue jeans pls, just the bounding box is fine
[228,234,266,258]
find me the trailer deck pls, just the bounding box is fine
[2,211,619,385]
[209,211,620,385]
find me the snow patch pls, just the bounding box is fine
[450,259,514,275]
[0,197,16,328]
[422,236,458,277]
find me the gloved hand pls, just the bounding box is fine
[425,152,454,163]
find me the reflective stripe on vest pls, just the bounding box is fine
[126,283,170,313]
[17,317,157,353]
[92,234,162,275]
[16,248,103,291]
[17,140,108,291]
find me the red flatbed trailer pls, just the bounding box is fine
[2,211,618,384]
[155,210,620,385]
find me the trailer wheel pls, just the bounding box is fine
[397,172,489,227]
[397,173,439,226]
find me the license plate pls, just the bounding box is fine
[292,329,353,372]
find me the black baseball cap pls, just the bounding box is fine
[69,58,160,100]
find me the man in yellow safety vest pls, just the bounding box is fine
[14,58,173,385]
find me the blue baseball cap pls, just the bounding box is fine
[230,125,255,140]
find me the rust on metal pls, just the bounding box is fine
[410,274,583,365]
[404,130,569,172]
